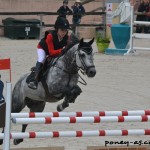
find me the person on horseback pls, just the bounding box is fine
[28,17,72,89]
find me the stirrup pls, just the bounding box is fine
[28,81,38,89]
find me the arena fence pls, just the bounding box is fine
[0,12,106,39]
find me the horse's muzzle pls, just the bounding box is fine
[86,66,96,77]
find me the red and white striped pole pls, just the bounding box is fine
[12,115,150,124]
[0,129,150,139]
[11,110,150,118]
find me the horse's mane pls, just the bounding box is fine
[65,33,79,52]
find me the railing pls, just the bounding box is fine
[126,7,150,54]
[0,11,106,39]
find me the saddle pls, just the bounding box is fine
[26,57,54,84]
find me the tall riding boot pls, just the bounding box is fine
[28,62,43,89]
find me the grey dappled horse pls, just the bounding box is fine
[0,38,96,145]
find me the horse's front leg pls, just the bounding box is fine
[57,85,82,112]
[57,98,69,112]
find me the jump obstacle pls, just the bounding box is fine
[1,83,150,150]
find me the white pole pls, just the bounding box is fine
[130,6,134,53]
[4,82,12,150]
[1,129,149,139]
[11,110,150,118]
[134,21,150,25]
[126,6,134,54]
[12,116,150,124]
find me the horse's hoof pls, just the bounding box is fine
[57,102,69,112]
[0,139,3,145]
[57,104,64,112]
[14,139,23,145]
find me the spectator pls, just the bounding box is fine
[0,74,4,104]
[71,0,85,34]
[136,0,149,33]
[133,0,141,11]
[57,0,72,19]
[145,0,150,33]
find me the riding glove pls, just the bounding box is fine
[61,47,68,55]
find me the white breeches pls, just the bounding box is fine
[37,48,46,64]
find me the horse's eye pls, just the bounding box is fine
[79,53,85,57]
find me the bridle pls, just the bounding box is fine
[51,45,95,86]
[76,46,95,74]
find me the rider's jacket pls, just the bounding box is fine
[37,30,69,56]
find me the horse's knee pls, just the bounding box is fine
[65,85,82,96]
[69,85,82,103]
[72,85,82,95]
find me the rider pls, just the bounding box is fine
[28,17,72,89]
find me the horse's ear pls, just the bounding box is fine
[79,38,84,46]
[88,38,95,45]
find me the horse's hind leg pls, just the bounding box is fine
[12,97,27,145]
[13,124,27,145]
[13,98,46,145]
[11,80,27,145]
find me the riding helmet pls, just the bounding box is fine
[63,0,68,4]
[54,17,71,29]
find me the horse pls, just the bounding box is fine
[0,38,96,145]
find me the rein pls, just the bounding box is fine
[78,73,87,85]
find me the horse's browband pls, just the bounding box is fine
[78,46,93,54]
